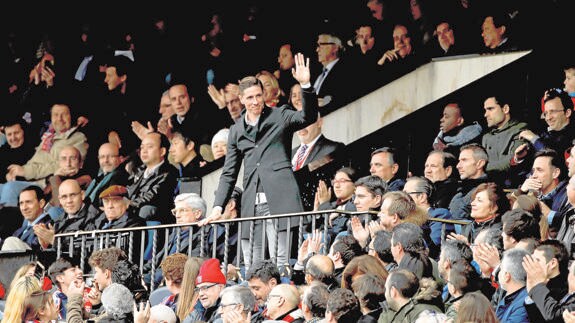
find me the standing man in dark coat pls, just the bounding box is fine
[201,53,317,269]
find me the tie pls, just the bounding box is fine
[294,144,308,171]
[102,221,112,230]
[314,68,329,94]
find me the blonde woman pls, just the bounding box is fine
[2,276,42,323]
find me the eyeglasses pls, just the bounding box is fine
[405,191,424,195]
[267,294,282,300]
[194,283,218,293]
[59,191,81,200]
[331,179,353,185]
[220,303,239,309]
[171,207,194,216]
[59,156,79,162]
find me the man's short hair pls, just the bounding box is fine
[354,175,388,197]
[405,176,434,200]
[302,282,330,318]
[174,193,207,217]
[372,230,394,263]
[351,273,386,311]
[392,222,425,254]
[440,239,473,265]
[171,130,199,153]
[332,235,364,266]
[382,191,416,220]
[371,147,399,165]
[326,288,361,322]
[107,55,133,77]
[48,257,75,289]
[160,253,188,286]
[238,76,263,94]
[476,227,503,251]
[19,185,46,204]
[502,209,541,242]
[220,285,255,313]
[448,261,481,294]
[245,260,281,283]
[459,143,488,166]
[544,87,575,110]
[101,283,134,318]
[428,150,457,170]
[534,148,567,180]
[88,247,127,272]
[536,240,569,276]
[500,248,529,283]
[387,269,419,299]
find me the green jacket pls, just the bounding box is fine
[481,119,527,175]
[378,299,443,323]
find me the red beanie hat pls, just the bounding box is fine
[196,258,226,285]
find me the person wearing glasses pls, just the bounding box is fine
[218,285,258,323]
[83,142,129,211]
[192,258,227,322]
[264,284,304,322]
[515,88,574,166]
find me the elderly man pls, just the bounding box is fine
[219,285,258,323]
[370,147,405,191]
[189,258,227,322]
[265,284,304,322]
[95,185,145,230]
[495,248,530,322]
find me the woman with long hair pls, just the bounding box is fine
[341,254,388,290]
[178,257,206,322]
[22,290,59,322]
[2,276,42,323]
[455,291,498,323]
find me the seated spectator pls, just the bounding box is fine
[22,289,59,322]
[404,176,454,259]
[0,118,35,182]
[1,186,52,252]
[256,70,284,107]
[177,257,205,322]
[211,128,229,161]
[380,269,442,322]
[274,42,298,99]
[445,261,481,320]
[1,276,42,323]
[328,235,364,286]
[449,144,490,222]
[351,273,386,323]
[432,103,482,157]
[303,255,337,291]
[480,11,519,53]
[219,285,257,323]
[516,88,574,160]
[341,255,388,290]
[265,284,304,322]
[325,288,361,323]
[301,282,329,323]
[94,185,146,230]
[425,19,466,58]
[501,209,541,251]
[89,247,128,293]
[512,194,547,240]
[47,257,85,320]
[523,255,575,323]
[391,222,434,279]
[169,129,208,195]
[369,147,405,191]
[246,259,281,310]
[127,132,177,224]
[149,304,177,323]
[144,193,209,286]
[438,239,474,302]
[167,83,212,145]
[159,253,188,312]
[456,291,499,323]
[207,83,244,125]
[495,248,530,322]
[377,190,417,233]
[188,258,227,322]
[83,142,129,211]
[370,230,397,272]
[316,167,358,242]
[377,23,424,84]
[424,150,458,209]
[45,145,92,216]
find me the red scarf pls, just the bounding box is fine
[40,126,56,152]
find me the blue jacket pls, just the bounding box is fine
[496,287,529,323]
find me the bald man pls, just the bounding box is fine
[305,255,337,290]
[265,284,304,322]
[84,142,128,210]
[34,179,99,250]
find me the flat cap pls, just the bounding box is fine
[99,185,128,199]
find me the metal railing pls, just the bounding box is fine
[54,209,472,291]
